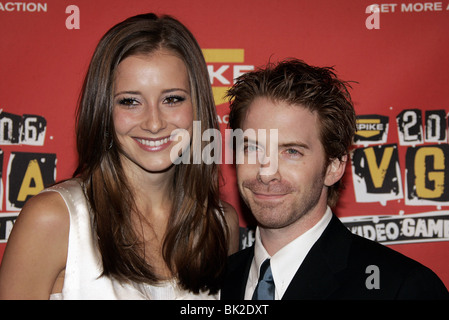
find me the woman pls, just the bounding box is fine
[0,13,239,299]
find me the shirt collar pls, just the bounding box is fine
[252,207,333,299]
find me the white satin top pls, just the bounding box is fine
[43,179,218,300]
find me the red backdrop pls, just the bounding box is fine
[1,0,448,289]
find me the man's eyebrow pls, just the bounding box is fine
[279,141,310,149]
[243,137,256,143]
[243,136,310,150]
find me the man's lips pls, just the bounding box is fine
[242,179,296,197]
[251,191,290,203]
[242,179,295,201]
[252,191,288,198]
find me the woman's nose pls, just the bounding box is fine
[142,104,166,134]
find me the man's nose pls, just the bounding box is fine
[257,159,281,184]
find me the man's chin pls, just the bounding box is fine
[250,206,290,229]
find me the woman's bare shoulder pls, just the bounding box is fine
[18,191,70,231]
[0,190,70,299]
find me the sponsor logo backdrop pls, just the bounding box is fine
[1,0,448,288]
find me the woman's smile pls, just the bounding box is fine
[134,136,171,151]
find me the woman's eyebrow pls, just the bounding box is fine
[113,90,141,98]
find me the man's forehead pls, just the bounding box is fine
[243,98,318,136]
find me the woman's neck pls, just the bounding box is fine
[122,160,175,278]
[121,157,175,215]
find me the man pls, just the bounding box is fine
[221,59,448,300]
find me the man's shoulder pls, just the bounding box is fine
[227,246,254,268]
[326,214,430,270]
[221,246,254,300]
[348,228,426,269]
[343,222,448,299]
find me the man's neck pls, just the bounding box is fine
[259,201,329,256]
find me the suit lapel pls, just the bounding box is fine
[282,215,352,300]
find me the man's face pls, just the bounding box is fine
[237,97,338,231]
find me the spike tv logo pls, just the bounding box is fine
[202,49,254,126]
[355,115,389,145]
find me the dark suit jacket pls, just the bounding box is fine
[221,214,449,300]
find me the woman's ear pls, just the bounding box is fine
[324,154,348,187]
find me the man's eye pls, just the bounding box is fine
[243,144,261,153]
[283,148,303,158]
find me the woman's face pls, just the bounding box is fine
[113,50,194,174]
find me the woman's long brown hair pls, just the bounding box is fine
[74,13,228,294]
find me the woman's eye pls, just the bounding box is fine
[163,95,185,105]
[118,97,139,107]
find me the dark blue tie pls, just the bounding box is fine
[252,258,275,300]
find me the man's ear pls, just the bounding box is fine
[324,154,347,187]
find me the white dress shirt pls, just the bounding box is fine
[244,207,332,300]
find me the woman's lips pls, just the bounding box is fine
[134,136,171,151]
